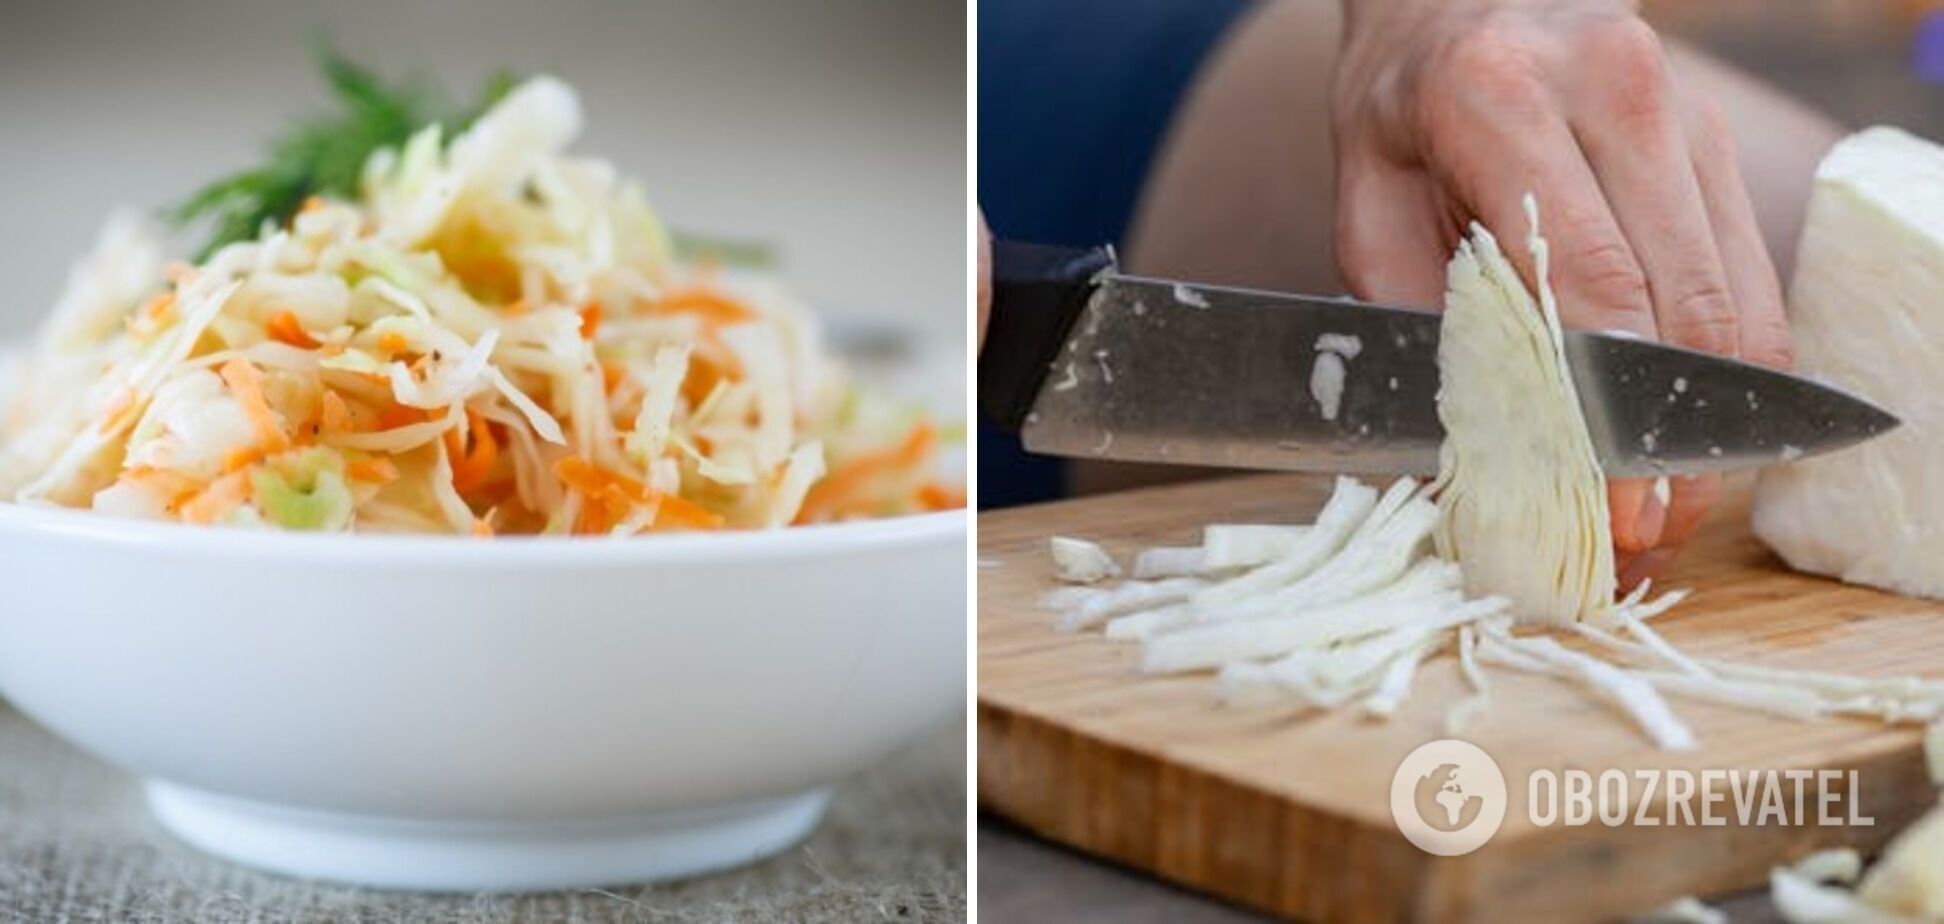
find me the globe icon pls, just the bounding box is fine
[1412,762,1484,833]
[1391,740,1507,856]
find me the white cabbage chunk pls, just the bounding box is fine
[1050,535,1120,584]
[1856,801,1944,921]
[1753,126,1944,599]
[1433,195,1615,625]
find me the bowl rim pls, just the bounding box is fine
[0,500,966,568]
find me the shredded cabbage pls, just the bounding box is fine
[1435,195,1615,624]
[0,77,959,535]
[1036,192,1944,760]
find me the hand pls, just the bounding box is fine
[1331,0,1791,588]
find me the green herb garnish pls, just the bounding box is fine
[670,231,778,269]
[169,44,515,261]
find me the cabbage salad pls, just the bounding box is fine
[0,75,960,535]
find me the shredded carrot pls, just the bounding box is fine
[575,495,612,534]
[138,292,177,326]
[377,331,410,357]
[598,483,647,528]
[654,289,756,326]
[654,492,723,529]
[796,421,936,523]
[319,390,352,434]
[555,455,634,501]
[376,404,428,430]
[218,358,290,453]
[300,195,326,214]
[917,482,965,511]
[179,470,251,525]
[578,300,603,339]
[553,455,724,530]
[120,467,201,515]
[472,478,517,510]
[345,457,400,484]
[127,292,178,338]
[502,299,529,316]
[681,349,739,406]
[443,409,499,494]
[265,310,320,349]
[96,387,140,435]
[601,361,627,395]
[222,446,264,473]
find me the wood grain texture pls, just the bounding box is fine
[978,474,1944,924]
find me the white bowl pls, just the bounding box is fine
[0,504,966,890]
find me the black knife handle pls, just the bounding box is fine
[978,239,1118,431]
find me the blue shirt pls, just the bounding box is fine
[978,0,1252,507]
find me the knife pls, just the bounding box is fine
[977,241,1900,477]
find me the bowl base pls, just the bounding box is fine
[146,781,832,892]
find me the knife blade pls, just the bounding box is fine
[977,241,1900,477]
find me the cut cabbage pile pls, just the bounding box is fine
[1435,195,1615,625]
[0,77,960,535]
[1043,198,1944,750]
[1045,472,1944,749]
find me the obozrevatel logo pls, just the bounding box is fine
[1389,739,1508,856]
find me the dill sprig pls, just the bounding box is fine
[169,45,515,261]
[670,231,778,268]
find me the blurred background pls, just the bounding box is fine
[1648,0,1944,135]
[0,0,965,349]
[978,0,1944,510]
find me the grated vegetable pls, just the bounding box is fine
[0,76,957,535]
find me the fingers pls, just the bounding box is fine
[1617,548,1673,594]
[1563,21,1776,578]
[1655,473,1719,551]
[1413,25,1668,553]
[1335,156,1451,309]
[1620,86,1787,586]
[1566,18,1740,360]
[1609,479,1663,554]
[1614,473,1717,589]
[1413,25,1660,342]
[1612,480,1665,592]
[1681,94,1792,370]
[1569,26,1784,586]
[1571,24,1733,564]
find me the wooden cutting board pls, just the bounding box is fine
[978,474,1944,924]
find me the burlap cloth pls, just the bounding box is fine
[0,703,965,922]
